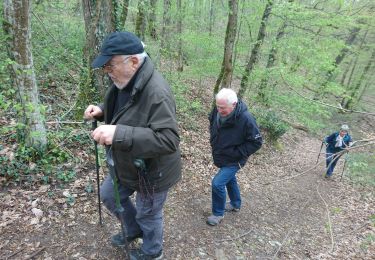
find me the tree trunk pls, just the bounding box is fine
[177,0,184,72]
[148,0,158,39]
[208,0,215,36]
[238,0,273,99]
[213,0,238,97]
[79,0,116,113]
[315,26,361,98]
[340,29,368,105]
[3,0,47,151]
[342,49,375,109]
[120,0,130,28]
[161,0,171,55]
[135,0,146,39]
[257,20,287,103]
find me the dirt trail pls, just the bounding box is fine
[1,119,374,259]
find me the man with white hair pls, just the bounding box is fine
[324,124,353,178]
[84,31,181,259]
[207,88,262,226]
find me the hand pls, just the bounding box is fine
[91,125,116,145]
[84,105,103,121]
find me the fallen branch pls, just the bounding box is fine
[3,247,24,260]
[316,185,334,252]
[272,197,312,259]
[24,246,46,260]
[215,230,253,242]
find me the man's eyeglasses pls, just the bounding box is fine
[102,56,131,72]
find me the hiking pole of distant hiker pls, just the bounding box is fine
[316,141,324,164]
[92,120,103,225]
[107,149,129,257]
[340,151,349,181]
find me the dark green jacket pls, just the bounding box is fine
[100,57,181,192]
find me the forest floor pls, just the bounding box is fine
[1,89,374,260]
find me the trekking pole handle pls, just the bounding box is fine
[91,120,98,131]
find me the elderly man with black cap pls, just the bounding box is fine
[84,31,181,259]
[324,124,353,178]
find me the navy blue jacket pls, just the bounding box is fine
[209,100,262,168]
[325,132,352,153]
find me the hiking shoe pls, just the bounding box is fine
[111,232,143,247]
[225,203,240,212]
[206,215,224,226]
[129,248,163,260]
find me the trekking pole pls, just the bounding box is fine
[316,141,324,164]
[340,151,349,182]
[92,120,103,225]
[107,150,129,258]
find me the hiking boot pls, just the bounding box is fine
[111,232,143,247]
[206,215,224,226]
[225,203,240,212]
[129,248,163,260]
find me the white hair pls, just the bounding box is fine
[120,52,148,64]
[216,88,238,105]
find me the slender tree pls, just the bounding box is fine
[80,0,116,106]
[161,0,171,55]
[3,0,47,151]
[177,0,184,72]
[257,21,287,103]
[340,29,368,105]
[120,0,130,28]
[208,0,215,36]
[213,0,238,99]
[148,0,158,39]
[314,26,361,98]
[342,49,375,109]
[238,0,273,99]
[135,0,146,39]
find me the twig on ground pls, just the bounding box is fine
[24,246,46,260]
[263,159,326,185]
[272,197,312,259]
[3,247,24,260]
[215,230,253,242]
[316,185,334,252]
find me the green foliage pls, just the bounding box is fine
[346,153,375,187]
[0,127,90,185]
[252,108,289,143]
[360,233,375,251]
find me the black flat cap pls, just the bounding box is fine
[92,31,144,68]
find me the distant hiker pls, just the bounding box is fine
[324,124,353,178]
[84,31,181,259]
[207,88,262,226]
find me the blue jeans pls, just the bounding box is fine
[326,152,340,176]
[211,165,241,216]
[100,174,168,255]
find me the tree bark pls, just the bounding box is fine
[80,0,116,107]
[148,0,158,39]
[135,0,146,39]
[213,0,238,98]
[161,0,171,55]
[177,0,184,72]
[208,0,215,36]
[120,0,130,28]
[238,0,273,99]
[257,21,287,103]
[3,0,47,151]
